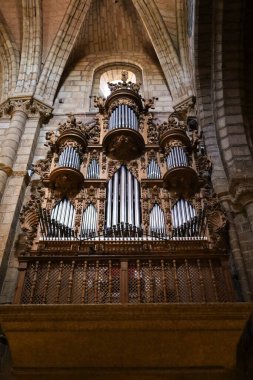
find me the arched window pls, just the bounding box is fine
[90,64,142,111]
[147,159,161,179]
[149,203,166,235]
[81,204,97,237]
[106,166,141,230]
[99,69,137,98]
[86,159,100,179]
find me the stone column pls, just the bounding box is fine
[0,98,31,200]
[0,98,52,301]
[231,181,253,299]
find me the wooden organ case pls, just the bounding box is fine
[14,76,235,305]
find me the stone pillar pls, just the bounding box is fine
[0,98,30,200]
[0,97,52,300]
[231,180,253,299]
[221,199,252,301]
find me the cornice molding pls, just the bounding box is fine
[0,96,53,123]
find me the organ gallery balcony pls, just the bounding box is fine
[102,74,145,161]
[14,253,235,305]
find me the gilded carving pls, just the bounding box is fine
[147,118,159,143]
[205,197,229,251]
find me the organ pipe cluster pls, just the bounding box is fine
[102,76,145,160]
[106,166,141,229]
[147,159,161,179]
[86,159,100,179]
[81,204,97,237]
[59,146,80,170]
[149,204,166,236]
[108,104,138,131]
[48,118,88,194]
[167,147,188,169]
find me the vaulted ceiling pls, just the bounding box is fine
[0,0,191,103]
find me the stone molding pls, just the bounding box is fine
[0,164,13,177]
[173,95,197,121]
[229,176,253,207]
[0,96,53,123]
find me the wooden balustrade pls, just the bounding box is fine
[14,254,235,304]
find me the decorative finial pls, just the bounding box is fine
[121,70,128,83]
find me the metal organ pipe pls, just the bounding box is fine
[59,147,80,170]
[120,166,127,223]
[147,159,161,179]
[127,170,134,225]
[134,177,140,228]
[149,204,166,235]
[106,166,141,231]
[108,105,140,132]
[112,171,119,226]
[167,147,188,169]
[50,199,75,233]
[87,159,99,179]
[81,204,97,236]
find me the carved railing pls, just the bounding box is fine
[14,254,235,304]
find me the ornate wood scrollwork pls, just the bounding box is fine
[147,116,159,144]
[205,197,229,251]
[19,182,45,253]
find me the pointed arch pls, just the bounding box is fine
[0,11,19,99]
[15,0,42,94]
[132,0,192,101]
[35,0,92,104]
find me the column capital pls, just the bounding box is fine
[172,95,197,121]
[230,175,253,207]
[0,96,53,123]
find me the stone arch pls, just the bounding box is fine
[35,0,92,104]
[53,53,172,113]
[90,62,142,110]
[14,0,42,95]
[132,0,192,101]
[194,0,228,195]
[0,11,19,100]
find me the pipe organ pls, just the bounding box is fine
[171,199,196,228]
[86,159,100,179]
[106,166,141,231]
[108,104,138,131]
[102,78,145,160]
[166,147,188,169]
[147,159,161,179]
[17,77,235,304]
[59,146,80,170]
[47,116,88,194]
[149,203,166,236]
[81,204,97,237]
